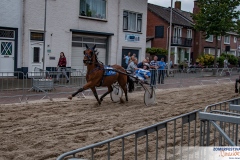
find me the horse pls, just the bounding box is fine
[235,76,240,93]
[68,44,134,105]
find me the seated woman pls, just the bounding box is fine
[134,63,151,83]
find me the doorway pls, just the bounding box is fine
[121,49,139,67]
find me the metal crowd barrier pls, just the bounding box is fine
[199,97,240,147]
[0,71,25,103]
[57,110,199,160]
[56,97,240,160]
[0,67,239,104]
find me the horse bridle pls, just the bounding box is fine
[83,49,94,64]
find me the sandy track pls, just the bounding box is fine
[0,83,238,160]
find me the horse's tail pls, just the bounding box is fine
[127,75,134,92]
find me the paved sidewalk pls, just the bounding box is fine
[0,74,238,104]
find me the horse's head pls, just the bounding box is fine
[83,44,97,66]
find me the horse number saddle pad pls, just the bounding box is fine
[104,66,117,76]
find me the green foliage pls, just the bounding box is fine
[217,53,238,67]
[196,54,215,66]
[192,0,240,38]
[236,20,240,38]
[192,0,240,69]
[146,47,168,55]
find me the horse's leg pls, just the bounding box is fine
[68,81,92,99]
[123,84,128,101]
[99,85,113,102]
[119,77,128,102]
[91,87,101,105]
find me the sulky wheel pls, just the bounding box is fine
[144,87,156,106]
[110,85,123,102]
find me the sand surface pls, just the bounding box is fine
[0,83,238,160]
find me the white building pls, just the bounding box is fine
[0,0,23,75]
[0,0,147,74]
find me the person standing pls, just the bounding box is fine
[224,57,228,68]
[55,52,69,83]
[149,56,159,86]
[127,57,138,92]
[158,57,166,84]
[123,52,131,69]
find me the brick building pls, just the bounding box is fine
[147,1,240,65]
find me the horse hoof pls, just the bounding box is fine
[68,95,72,100]
[120,98,124,104]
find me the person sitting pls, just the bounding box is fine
[135,63,151,84]
[137,59,148,68]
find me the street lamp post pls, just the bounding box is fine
[167,0,173,74]
[42,0,47,70]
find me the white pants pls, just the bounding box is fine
[56,67,69,81]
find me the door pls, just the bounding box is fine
[121,49,139,67]
[0,40,14,76]
[29,43,43,73]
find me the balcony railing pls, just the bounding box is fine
[171,36,192,47]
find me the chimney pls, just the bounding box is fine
[193,0,200,14]
[175,1,181,10]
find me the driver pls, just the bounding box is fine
[134,63,151,83]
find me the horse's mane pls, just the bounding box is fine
[94,50,104,67]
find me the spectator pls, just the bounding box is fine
[149,56,159,86]
[123,52,131,69]
[127,58,138,92]
[158,57,166,84]
[137,59,148,68]
[55,52,69,83]
[127,57,138,74]
[224,58,228,68]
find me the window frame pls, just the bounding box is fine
[205,35,213,42]
[33,47,40,63]
[224,35,230,44]
[187,29,192,39]
[155,26,164,38]
[123,10,142,33]
[79,0,107,21]
[234,36,237,43]
[30,32,44,41]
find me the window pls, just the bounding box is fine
[187,29,192,38]
[217,36,221,41]
[123,11,142,32]
[1,42,13,55]
[80,0,106,19]
[33,47,40,63]
[155,26,164,38]
[31,32,44,41]
[72,34,107,48]
[206,35,213,42]
[224,35,230,44]
[173,27,182,44]
[0,29,14,39]
[234,36,237,43]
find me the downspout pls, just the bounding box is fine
[166,26,170,49]
[22,0,26,70]
[116,0,120,64]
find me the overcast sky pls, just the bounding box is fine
[148,0,240,13]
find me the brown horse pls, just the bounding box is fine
[68,44,133,105]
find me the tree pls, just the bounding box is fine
[192,0,240,74]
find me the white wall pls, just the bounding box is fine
[0,0,23,68]
[23,0,147,68]
[117,0,148,64]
